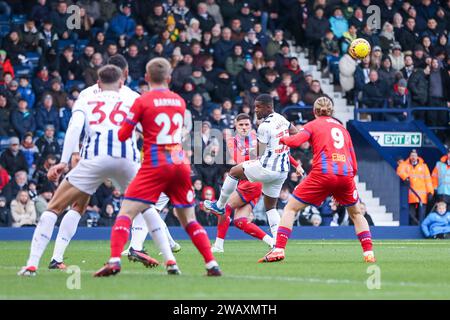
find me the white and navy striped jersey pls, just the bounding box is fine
[74,89,140,163]
[258,112,291,172]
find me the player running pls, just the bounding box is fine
[45,55,179,271]
[258,97,376,263]
[210,113,274,252]
[18,65,176,276]
[205,94,302,240]
[94,58,222,277]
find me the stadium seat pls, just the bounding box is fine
[0,24,10,37]
[128,80,139,92]
[13,65,33,77]
[25,52,40,67]
[11,14,26,26]
[65,80,86,92]
[57,39,76,52]
[0,14,9,24]
[75,39,89,55]
[0,136,10,152]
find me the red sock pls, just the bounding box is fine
[185,221,215,264]
[357,231,373,253]
[110,215,131,258]
[275,226,291,249]
[217,206,232,239]
[234,217,267,240]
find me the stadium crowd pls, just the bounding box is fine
[0,0,448,228]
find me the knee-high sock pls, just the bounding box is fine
[234,217,271,244]
[51,209,81,263]
[185,221,216,265]
[129,213,148,251]
[142,207,175,264]
[357,231,373,255]
[266,209,280,238]
[275,226,292,249]
[215,205,232,249]
[217,175,239,209]
[26,211,58,268]
[110,215,131,260]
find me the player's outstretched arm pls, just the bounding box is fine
[118,99,142,142]
[280,129,311,148]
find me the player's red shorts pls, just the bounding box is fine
[236,180,263,208]
[124,163,194,208]
[292,173,359,207]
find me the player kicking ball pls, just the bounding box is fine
[18,65,176,276]
[210,113,275,252]
[94,58,222,277]
[205,94,303,240]
[258,97,376,264]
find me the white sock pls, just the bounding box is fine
[206,260,218,269]
[217,175,239,209]
[214,237,224,249]
[129,213,148,251]
[163,221,177,248]
[51,209,81,263]
[262,235,273,247]
[142,207,175,264]
[26,211,58,268]
[266,209,280,239]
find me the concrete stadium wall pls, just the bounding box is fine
[0,226,424,240]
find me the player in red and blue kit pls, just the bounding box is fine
[259,97,376,264]
[94,58,221,277]
[210,113,274,253]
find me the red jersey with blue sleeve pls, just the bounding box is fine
[281,116,357,177]
[119,88,187,168]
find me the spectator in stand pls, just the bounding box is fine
[378,56,397,90]
[0,196,9,226]
[388,78,410,121]
[32,154,56,192]
[398,17,419,52]
[2,170,28,205]
[0,92,14,137]
[0,50,14,85]
[48,78,68,110]
[172,53,194,91]
[212,71,236,103]
[50,0,75,40]
[37,19,58,57]
[82,53,104,86]
[0,164,9,193]
[18,76,35,109]
[19,132,38,174]
[108,2,136,40]
[2,31,25,65]
[361,69,389,120]
[408,65,430,121]
[389,43,405,71]
[10,190,36,227]
[276,73,297,106]
[0,137,28,176]
[401,54,415,80]
[213,27,235,67]
[145,2,167,36]
[35,124,61,163]
[31,0,51,26]
[28,179,38,202]
[34,182,54,220]
[209,107,226,131]
[32,65,52,100]
[329,7,348,40]
[20,18,39,51]
[339,51,358,104]
[35,95,60,135]
[304,79,329,106]
[349,202,374,226]
[58,46,80,84]
[397,149,434,225]
[102,186,123,218]
[94,179,114,211]
[225,44,245,77]
[432,149,450,204]
[197,185,218,226]
[11,99,35,139]
[98,203,116,226]
[236,59,261,92]
[305,6,330,64]
[342,24,358,55]
[379,22,396,53]
[427,57,448,128]
[421,201,450,238]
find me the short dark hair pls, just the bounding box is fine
[255,94,273,107]
[98,65,122,84]
[107,54,128,71]
[236,113,251,122]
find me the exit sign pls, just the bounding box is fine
[369,131,422,147]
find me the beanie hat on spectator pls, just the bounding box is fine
[414,44,424,52]
[9,137,20,145]
[190,18,200,26]
[40,182,55,194]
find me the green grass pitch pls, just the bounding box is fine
[1,240,450,299]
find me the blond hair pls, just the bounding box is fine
[146,58,172,84]
[313,96,334,117]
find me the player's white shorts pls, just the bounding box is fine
[154,193,170,211]
[242,160,288,198]
[66,155,139,195]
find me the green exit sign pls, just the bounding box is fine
[369,132,422,147]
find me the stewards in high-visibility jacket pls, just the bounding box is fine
[397,149,434,225]
[432,150,450,204]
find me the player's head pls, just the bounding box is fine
[145,57,172,87]
[313,96,334,118]
[235,113,251,136]
[107,54,129,80]
[254,94,274,119]
[97,65,123,91]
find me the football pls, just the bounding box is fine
[349,38,371,60]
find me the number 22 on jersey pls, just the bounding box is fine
[155,112,183,144]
